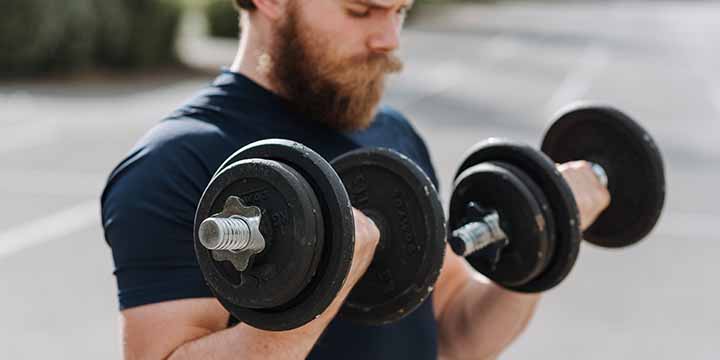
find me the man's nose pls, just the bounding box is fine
[367,16,401,54]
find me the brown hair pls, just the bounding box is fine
[233,0,256,10]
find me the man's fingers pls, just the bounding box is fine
[558,161,611,231]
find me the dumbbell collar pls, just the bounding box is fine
[198,196,266,272]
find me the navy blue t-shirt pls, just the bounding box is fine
[101,70,439,359]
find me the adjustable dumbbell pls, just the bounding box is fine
[448,104,666,292]
[194,139,446,331]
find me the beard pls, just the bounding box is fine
[269,7,403,131]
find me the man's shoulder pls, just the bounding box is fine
[138,116,228,153]
[121,115,248,177]
[370,105,439,189]
[372,105,427,150]
[375,105,414,131]
[99,116,225,307]
[101,117,238,214]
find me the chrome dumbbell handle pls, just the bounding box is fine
[589,162,609,188]
[449,211,508,257]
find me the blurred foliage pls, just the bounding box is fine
[0,0,492,77]
[0,0,183,77]
[198,0,466,39]
[409,0,496,21]
[198,0,492,39]
[114,0,184,68]
[206,0,240,38]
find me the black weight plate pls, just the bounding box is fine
[455,139,581,292]
[196,159,322,309]
[332,148,446,325]
[450,163,550,287]
[195,139,355,331]
[489,161,557,278]
[541,104,666,248]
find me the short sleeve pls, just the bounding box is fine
[100,120,224,310]
[381,107,440,192]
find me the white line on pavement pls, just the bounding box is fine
[545,44,609,116]
[0,200,99,258]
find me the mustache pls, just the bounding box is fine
[363,52,404,74]
[317,52,404,82]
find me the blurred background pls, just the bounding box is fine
[0,0,718,358]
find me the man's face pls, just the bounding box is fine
[270,0,411,131]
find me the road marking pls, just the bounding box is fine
[0,200,99,258]
[545,45,609,116]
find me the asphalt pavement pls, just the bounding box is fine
[1,2,718,359]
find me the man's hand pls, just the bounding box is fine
[343,208,381,291]
[432,160,613,360]
[557,160,611,231]
[121,208,379,360]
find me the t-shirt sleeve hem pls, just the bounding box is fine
[118,281,215,310]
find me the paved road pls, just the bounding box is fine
[1,2,718,359]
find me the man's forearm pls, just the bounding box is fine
[438,277,541,360]
[168,320,326,360]
[167,287,351,360]
[162,212,379,360]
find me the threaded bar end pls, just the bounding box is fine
[199,217,251,251]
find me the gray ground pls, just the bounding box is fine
[1,2,718,359]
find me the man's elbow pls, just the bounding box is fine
[437,282,541,360]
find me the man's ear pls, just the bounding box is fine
[252,0,289,21]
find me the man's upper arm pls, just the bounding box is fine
[432,246,473,321]
[101,121,232,357]
[102,144,213,309]
[100,120,231,309]
[122,298,229,360]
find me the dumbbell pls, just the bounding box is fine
[193,139,446,331]
[448,104,666,292]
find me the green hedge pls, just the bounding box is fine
[206,0,239,38]
[0,2,78,74]
[109,0,184,68]
[0,0,183,77]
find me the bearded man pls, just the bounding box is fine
[101,1,610,359]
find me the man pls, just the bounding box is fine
[101,0,610,359]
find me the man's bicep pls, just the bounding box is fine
[432,245,473,320]
[102,140,215,309]
[122,298,229,360]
